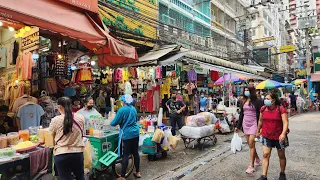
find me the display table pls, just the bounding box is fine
[0,154,30,180]
[85,130,119,169]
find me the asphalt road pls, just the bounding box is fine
[124,113,320,180]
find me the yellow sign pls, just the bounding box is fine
[21,27,39,52]
[315,57,320,64]
[252,36,275,44]
[280,45,295,53]
[98,0,158,47]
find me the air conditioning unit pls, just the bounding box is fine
[164,25,169,31]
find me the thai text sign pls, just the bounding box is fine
[252,36,275,44]
[98,0,158,47]
[21,27,39,52]
[280,45,295,53]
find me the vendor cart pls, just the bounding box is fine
[87,130,134,180]
[181,134,217,150]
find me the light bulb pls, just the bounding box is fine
[25,26,31,31]
[14,34,19,38]
[58,54,63,59]
[15,80,19,84]
[20,29,25,33]
[18,33,23,37]
[8,27,14,31]
[91,61,96,66]
[0,21,3,26]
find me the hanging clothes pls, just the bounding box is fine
[124,81,133,95]
[129,67,137,78]
[0,47,7,68]
[153,84,160,112]
[156,66,162,79]
[76,63,93,84]
[160,82,170,99]
[114,69,123,82]
[17,103,44,130]
[210,70,219,81]
[12,95,38,114]
[147,90,153,112]
[140,93,147,112]
[188,69,197,82]
[122,68,129,82]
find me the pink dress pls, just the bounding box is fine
[242,104,257,135]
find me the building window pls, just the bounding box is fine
[263,11,268,20]
[264,27,268,36]
[252,28,256,36]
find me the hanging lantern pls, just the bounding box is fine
[18,33,24,37]
[14,34,19,38]
[25,26,31,31]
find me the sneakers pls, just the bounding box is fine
[257,175,267,180]
[255,159,261,166]
[246,166,255,174]
[279,173,286,180]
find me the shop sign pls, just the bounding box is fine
[193,65,206,74]
[21,27,39,52]
[98,0,158,47]
[252,36,275,44]
[280,45,295,53]
[58,0,98,13]
[182,65,193,71]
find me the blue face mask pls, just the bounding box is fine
[264,99,272,106]
[244,91,250,97]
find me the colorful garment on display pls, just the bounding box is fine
[172,77,179,87]
[188,69,197,82]
[16,52,34,80]
[0,47,7,68]
[114,69,123,82]
[17,103,44,130]
[124,81,133,95]
[210,70,219,81]
[160,82,170,99]
[45,78,58,95]
[122,68,129,82]
[180,71,188,82]
[129,67,138,78]
[76,63,93,84]
[162,66,166,78]
[147,90,153,112]
[185,82,196,95]
[131,79,138,89]
[64,87,76,97]
[12,95,38,114]
[140,94,147,112]
[156,66,161,79]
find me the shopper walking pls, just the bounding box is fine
[49,97,85,180]
[256,91,289,180]
[166,92,186,136]
[235,86,262,174]
[296,94,305,114]
[111,94,141,180]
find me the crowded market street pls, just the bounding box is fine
[137,113,320,180]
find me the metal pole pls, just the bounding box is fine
[304,3,311,95]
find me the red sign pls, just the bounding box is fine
[59,0,98,13]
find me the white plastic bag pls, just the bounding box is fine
[220,118,231,133]
[231,133,242,153]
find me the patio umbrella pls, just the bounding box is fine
[291,79,307,85]
[280,83,293,87]
[256,79,282,89]
[215,74,242,85]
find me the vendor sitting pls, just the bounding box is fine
[77,97,102,124]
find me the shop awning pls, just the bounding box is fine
[185,51,257,74]
[139,45,179,62]
[0,0,138,66]
[311,73,320,82]
[0,0,106,44]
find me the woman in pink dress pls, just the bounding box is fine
[235,86,262,174]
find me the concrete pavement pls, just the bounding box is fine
[125,113,320,180]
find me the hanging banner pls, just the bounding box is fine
[252,36,275,44]
[98,0,158,47]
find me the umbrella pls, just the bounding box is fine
[280,83,293,87]
[215,74,242,85]
[291,79,307,85]
[256,79,282,89]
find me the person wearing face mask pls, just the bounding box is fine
[49,97,85,180]
[77,97,102,126]
[199,93,209,112]
[111,94,140,180]
[256,91,289,180]
[235,87,262,174]
[166,92,186,136]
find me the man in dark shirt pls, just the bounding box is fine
[166,92,186,136]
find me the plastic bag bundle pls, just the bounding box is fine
[83,138,96,169]
[152,129,165,143]
[231,133,242,153]
[186,115,206,127]
[168,135,180,150]
[179,125,214,139]
[199,112,218,125]
[219,118,231,133]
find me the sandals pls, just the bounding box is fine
[133,172,142,178]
